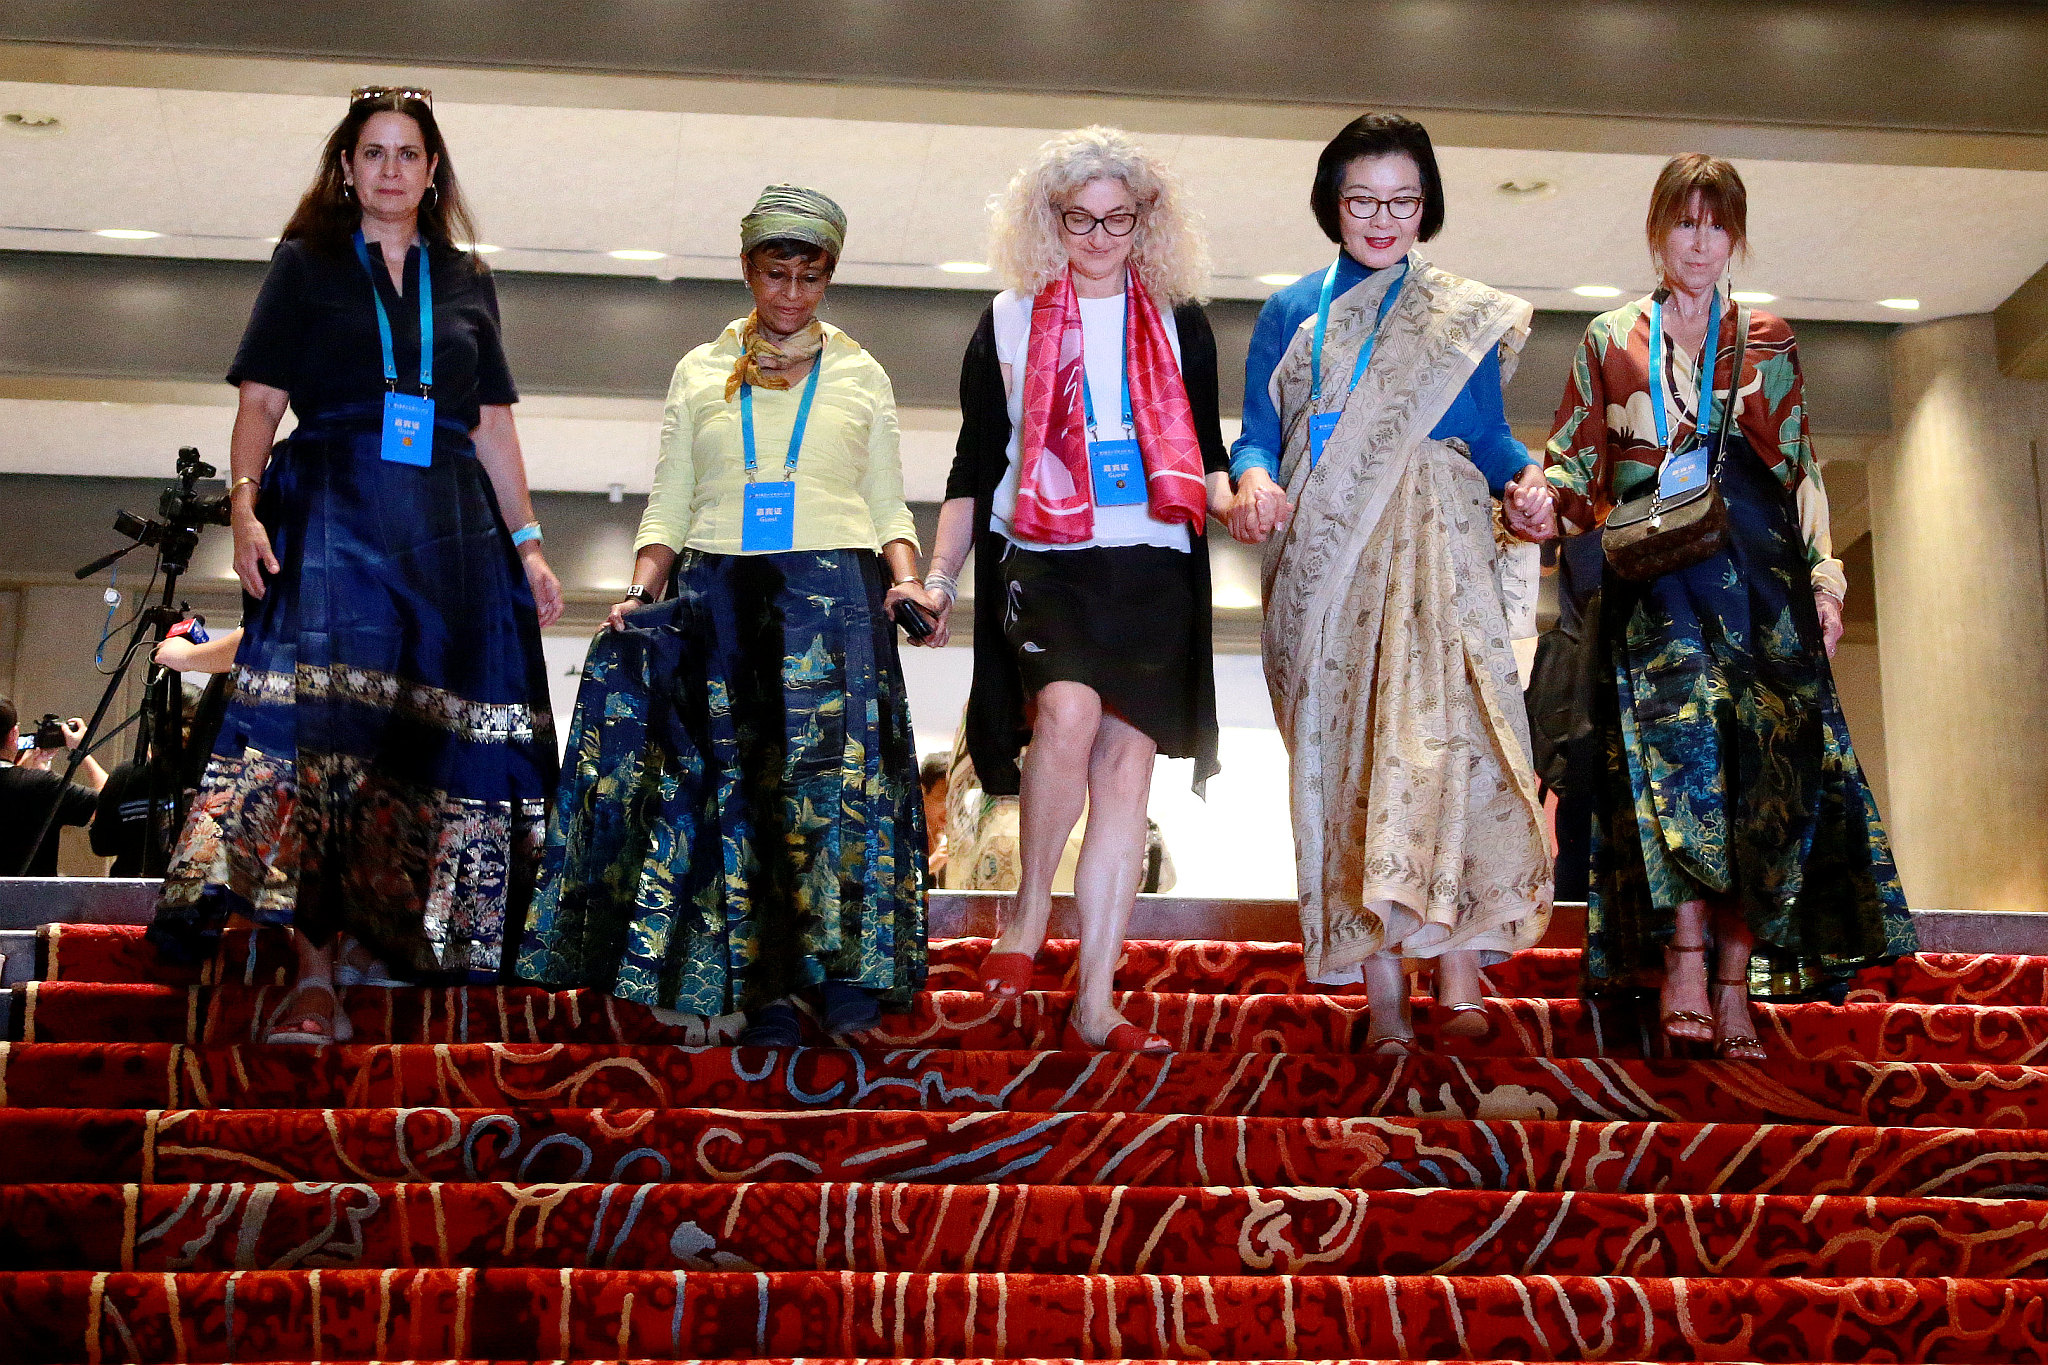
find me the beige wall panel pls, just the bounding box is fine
[1871,316,2048,912]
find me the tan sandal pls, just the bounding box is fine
[1365,1032,1422,1057]
[1659,942,1714,1042]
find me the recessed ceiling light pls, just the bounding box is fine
[936,261,991,274]
[608,248,666,261]
[1878,297,1921,311]
[1571,284,1623,299]
[2,110,63,134]
[456,242,502,255]
[95,228,161,241]
[1496,178,1556,199]
[1731,290,1776,304]
[1257,273,1303,287]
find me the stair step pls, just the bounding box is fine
[17,980,2048,1065]
[5,1041,2046,1128]
[2,1269,2042,1363]
[9,1181,2045,1278]
[8,1107,2045,1196]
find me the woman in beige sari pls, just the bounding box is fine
[1231,113,1552,1050]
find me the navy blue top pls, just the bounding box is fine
[1230,252,1536,494]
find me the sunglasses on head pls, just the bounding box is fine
[350,85,434,107]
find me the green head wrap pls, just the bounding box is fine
[740,184,847,259]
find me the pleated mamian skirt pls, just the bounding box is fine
[151,404,558,981]
[1586,436,1914,998]
[516,547,928,1014]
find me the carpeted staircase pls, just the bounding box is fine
[3,922,2047,1362]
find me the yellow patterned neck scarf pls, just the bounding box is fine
[725,313,827,402]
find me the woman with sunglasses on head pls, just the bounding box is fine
[517,186,934,1047]
[149,87,562,1044]
[918,126,1234,1053]
[1228,113,1552,1054]
[1511,155,1911,1059]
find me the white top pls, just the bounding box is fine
[990,288,1193,553]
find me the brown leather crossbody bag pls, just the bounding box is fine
[1602,302,1749,581]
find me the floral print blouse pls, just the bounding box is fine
[1543,296,1847,600]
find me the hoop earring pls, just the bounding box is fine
[425,184,440,210]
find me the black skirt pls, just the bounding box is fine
[997,542,1201,760]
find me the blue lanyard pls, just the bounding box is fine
[1310,257,1408,405]
[1078,293,1134,437]
[1648,288,1721,450]
[351,230,432,394]
[740,353,825,481]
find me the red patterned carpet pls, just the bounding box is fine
[3,923,2047,1363]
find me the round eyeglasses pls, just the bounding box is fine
[1059,208,1139,238]
[1341,194,1424,222]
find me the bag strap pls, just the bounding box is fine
[1707,302,1751,482]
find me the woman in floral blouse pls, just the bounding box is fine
[1514,154,1912,1059]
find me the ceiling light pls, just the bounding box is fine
[608,248,666,261]
[1731,290,1776,304]
[95,228,161,241]
[1256,273,1303,287]
[1571,284,1623,299]
[1878,297,1921,311]
[2,110,63,134]
[937,261,991,274]
[1496,178,1556,199]
[456,242,501,255]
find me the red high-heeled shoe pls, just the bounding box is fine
[978,950,1037,997]
[1062,1019,1172,1054]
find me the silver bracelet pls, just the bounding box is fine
[924,568,960,606]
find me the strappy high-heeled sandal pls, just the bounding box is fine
[1712,973,1768,1061]
[1659,941,1714,1043]
[1364,1032,1422,1057]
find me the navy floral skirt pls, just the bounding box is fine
[1586,437,1914,1000]
[516,548,927,1015]
[150,406,557,981]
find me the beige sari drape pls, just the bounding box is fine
[1261,254,1552,984]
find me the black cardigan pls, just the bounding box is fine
[944,299,1230,797]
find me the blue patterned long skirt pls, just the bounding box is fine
[151,405,557,981]
[1586,437,1914,1000]
[515,548,928,1014]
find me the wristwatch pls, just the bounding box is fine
[623,585,649,601]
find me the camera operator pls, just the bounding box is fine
[1,697,107,876]
[92,626,244,876]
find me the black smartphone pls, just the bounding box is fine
[892,599,935,642]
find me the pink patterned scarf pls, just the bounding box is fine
[1010,270,1207,543]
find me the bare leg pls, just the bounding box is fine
[1709,903,1765,1059]
[267,931,345,1044]
[993,681,1100,960]
[1659,898,1713,1043]
[1067,711,1158,1044]
[1435,948,1489,1037]
[1362,954,1414,1051]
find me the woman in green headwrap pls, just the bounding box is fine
[516,185,945,1045]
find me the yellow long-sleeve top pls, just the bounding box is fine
[635,319,921,555]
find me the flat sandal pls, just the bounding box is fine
[1712,973,1768,1061]
[1659,942,1714,1039]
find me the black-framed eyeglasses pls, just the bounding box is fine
[1341,194,1423,222]
[351,85,434,107]
[1059,208,1140,238]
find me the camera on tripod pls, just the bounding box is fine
[110,447,231,554]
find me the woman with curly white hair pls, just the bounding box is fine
[915,126,1234,1053]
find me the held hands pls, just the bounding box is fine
[886,580,952,648]
[520,543,564,628]
[1503,465,1559,542]
[1815,592,1844,659]
[1228,467,1293,545]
